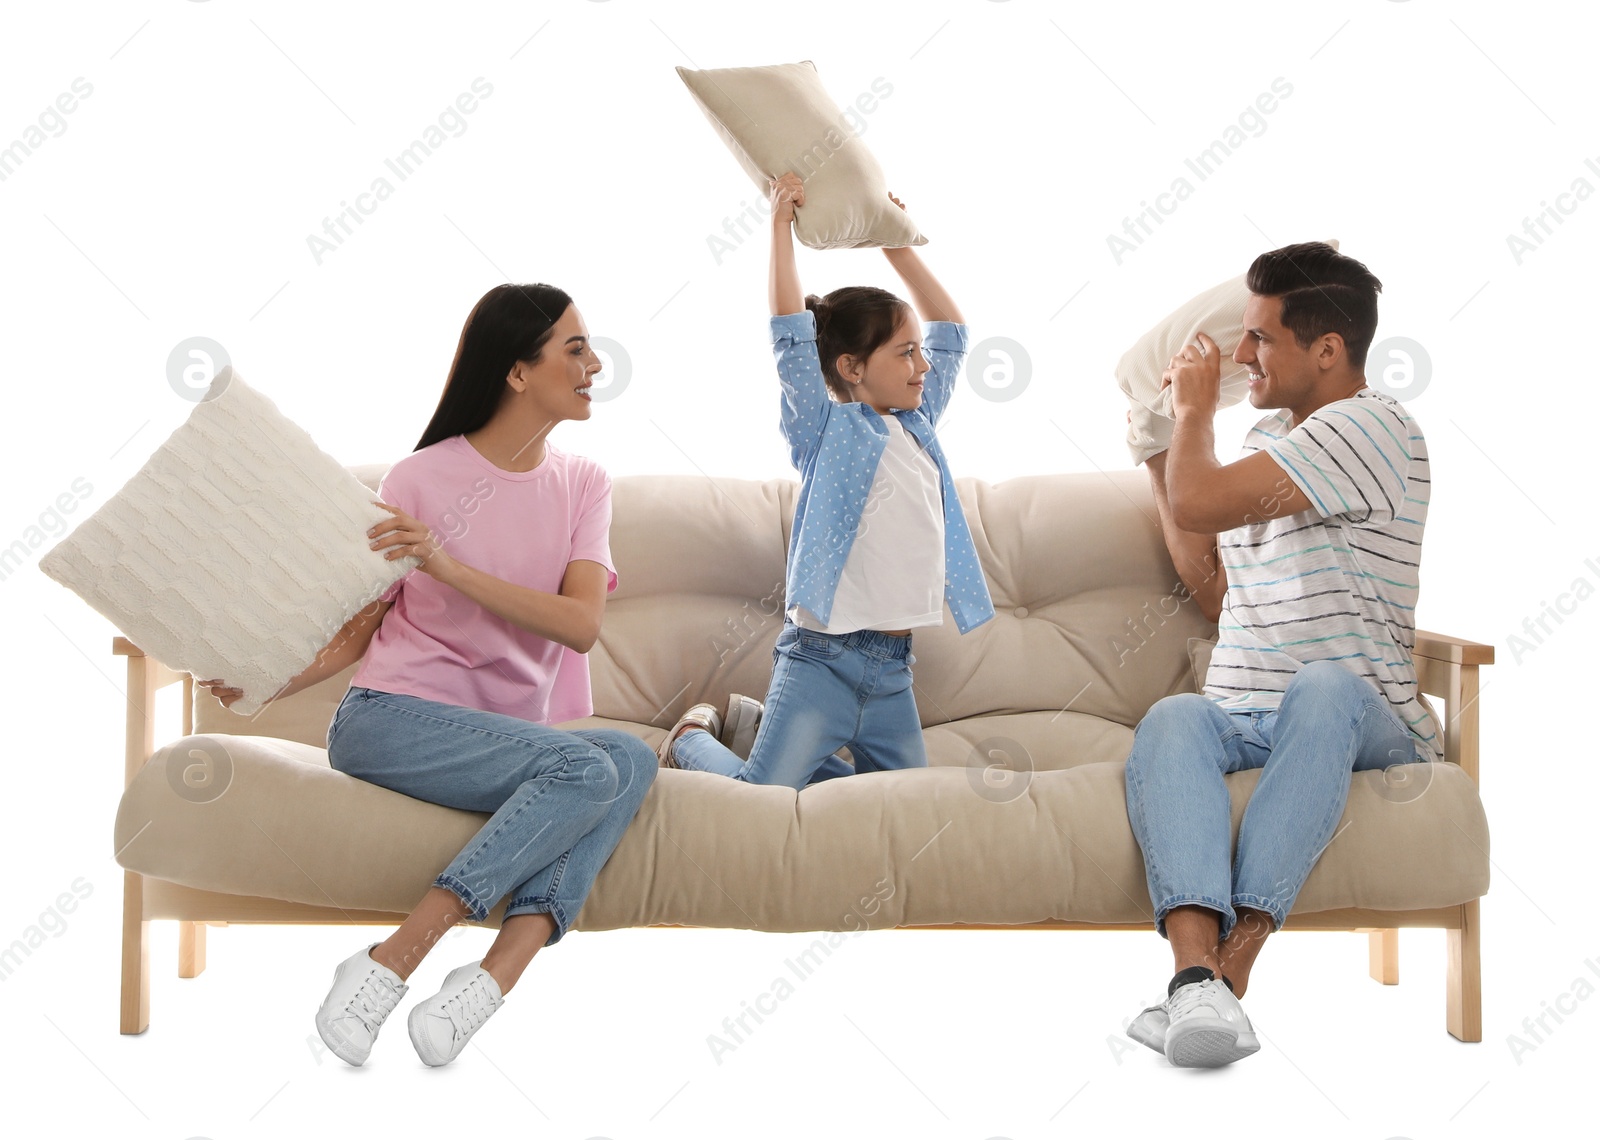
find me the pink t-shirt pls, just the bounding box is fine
[350,435,617,725]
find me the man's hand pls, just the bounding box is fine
[1161,331,1222,420]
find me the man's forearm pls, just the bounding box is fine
[1147,451,1225,623]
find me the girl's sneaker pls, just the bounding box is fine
[720,694,763,760]
[407,960,505,1067]
[314,943,409,1066]
[657,703,721,767]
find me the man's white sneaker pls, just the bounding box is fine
[314,943,409,1066]
[407,961,505,1067]
[1163,975,1260,1067]
[1125,1002,1169,1055]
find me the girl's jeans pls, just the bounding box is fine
[1124,660,1422,941]
[672,620,924,790]
[326,686,656,943]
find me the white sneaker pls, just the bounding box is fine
[720,694,763,760]
[1163,977,1260,1067]
[407,961,505,1067]
[1125,1001,1169,1055]
[314,943,409,1066]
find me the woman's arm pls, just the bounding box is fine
[194,597,392,709]
[368,501,609,653]
[769,172,805,317]
[881,194,962,324]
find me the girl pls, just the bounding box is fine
[197,283,655,1068]
[658,173,995,787]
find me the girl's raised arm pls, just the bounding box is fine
[768,173,806,317]
[881,193,963,324]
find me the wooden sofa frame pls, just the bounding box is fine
[112,630,1494,1040]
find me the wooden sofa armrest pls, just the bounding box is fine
[1411,629,1494,784]
[113,638,194,789]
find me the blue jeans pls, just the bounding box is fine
[326,686,655,944]
[672,620,925,789]
[1124,660,1422,940]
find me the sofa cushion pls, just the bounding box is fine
[41,374,415,716]
[197,470,1216,748]
[115,731,1491,929]
[676,60,926,251]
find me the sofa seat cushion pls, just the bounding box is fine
[115,731,1491,930]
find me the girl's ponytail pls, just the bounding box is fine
[804,286,911,403]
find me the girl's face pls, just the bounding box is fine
[842,308,929,415]
[510,304,602,423]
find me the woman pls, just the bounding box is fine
[198,283,654,1068]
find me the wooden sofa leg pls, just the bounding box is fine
[1367,929,1399,985]
[1447,899,1482,1042]
[178,922,206,979]
[120,871,149,1035]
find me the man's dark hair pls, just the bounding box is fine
[1245,242,1382,370]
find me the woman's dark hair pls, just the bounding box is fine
[414,283,573,450]
[804,286,914,402]
[1245,242,1382,369]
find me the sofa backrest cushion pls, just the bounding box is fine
[196,466,1212,747]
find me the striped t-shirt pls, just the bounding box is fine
[1203,388,1442,762]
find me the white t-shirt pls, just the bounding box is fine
[1203,389,1443,762]
[790,416,946,633]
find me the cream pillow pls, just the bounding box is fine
[1119,239,1340,464]
[39,368,417,715]
[676,60,926,250]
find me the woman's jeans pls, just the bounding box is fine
[326,686,656,944]
[1124,660,1423,940]
[672,619,925,789]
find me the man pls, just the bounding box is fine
[1125,241,1440,1067]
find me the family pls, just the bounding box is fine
[198,172,1436,1072]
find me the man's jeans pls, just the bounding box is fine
[327,686,656,943]
[1124,660,1423,940]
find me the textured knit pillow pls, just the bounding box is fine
[676,60,926,250]
[39,367,417,715]
[1118,238,1340,464]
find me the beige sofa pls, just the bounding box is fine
[110,466,1494,1040]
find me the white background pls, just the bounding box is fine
[1,1,1593,1137]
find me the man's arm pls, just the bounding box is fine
[1163,333,1314,534]
[1146,450,1226,624]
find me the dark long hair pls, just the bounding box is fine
[414,283,573,450]
[804,286,913,402]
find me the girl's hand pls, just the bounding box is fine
[769,172,805,227]
[887,191,906,212]
[194,678,244,709]
[368,501,457,582]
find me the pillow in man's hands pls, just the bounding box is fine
[38,368,418,715]
[676,60,925,251]
[1118,238,1340,465]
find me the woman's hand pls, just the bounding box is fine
[193,678,244,708]
[769,172,805,227]
[368,501,457,582]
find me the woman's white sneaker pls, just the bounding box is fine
[314,943,409,1066]
[408,961,505,1067]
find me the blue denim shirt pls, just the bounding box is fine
[772,310,995,635]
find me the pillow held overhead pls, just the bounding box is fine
[1118,238,1340,465]
[38,367,419,715]
[676,60,926,251]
